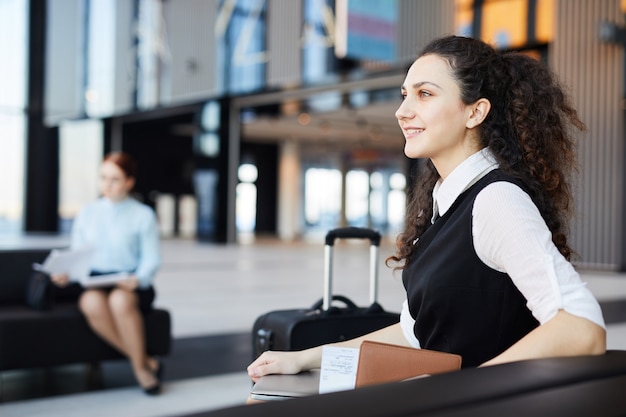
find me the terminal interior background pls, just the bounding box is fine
[2,0,626,416]
[4,0,626,265]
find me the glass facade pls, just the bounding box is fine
[336,0,398,62]
[302,0,337,84]
[85,0,117,117]
[304,167,342,230]
[221,0,267,94]
[456,0,554,48]
[58,119,103,233]
[0,0,28,233]
[8,0,561,237]
[136,0,165,109]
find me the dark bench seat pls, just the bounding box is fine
[0,248,171,372]
[197,351,626,417]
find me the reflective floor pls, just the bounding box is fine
[1,236,626,417]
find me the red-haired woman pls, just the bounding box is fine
[52,151,162,395]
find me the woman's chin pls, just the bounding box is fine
[404,144,425,160]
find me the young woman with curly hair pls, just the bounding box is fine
[247,35,605,379]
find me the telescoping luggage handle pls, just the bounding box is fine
[323,227,381,311]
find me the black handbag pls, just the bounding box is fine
[25,270,55,310]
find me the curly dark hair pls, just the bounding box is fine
[388,35,585,269]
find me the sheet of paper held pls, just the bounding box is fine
[318,346,360,394]
[81,272,131,288]
[33,247,94,281]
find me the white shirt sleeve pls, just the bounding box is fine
[400,300,421,348]
[472,182,605,329]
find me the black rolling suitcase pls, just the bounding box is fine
[252,227,400,359]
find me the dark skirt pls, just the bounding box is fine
[54,271,156,312]
[90,285,156,312]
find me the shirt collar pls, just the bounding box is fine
[100,196,132,210]
[431,147,499,222]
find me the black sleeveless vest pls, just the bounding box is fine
[403,170,539,367]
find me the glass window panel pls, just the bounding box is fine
[481,0,528,49]
[0,0,28,109]
[85,0,116,117]
[370,190,385,225]
[202,101,221,130]
[137,0,165,109]
[226,0,266,94]
[195,132,221,157]
[306,91,342,112]
[349,90,369,108]
[370,171,383,188]
[369,171,386,228]
[302,0,337,83]
[346,170,369,226]
[0,0,27,233]
[238,163,258,183]
[387,171,405,229]
[536,0,554,44]
[194,169,219,236]
[387,189,405,231]
[338,0,397,62]
[389,172,406,190]
[304,167,342,228]
[0,114,25,233]
[236,182,257,232]
[454,0,473,37]
[58,119,103,232]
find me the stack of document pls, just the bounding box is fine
[249,343,462,401]
[33,247,131,288]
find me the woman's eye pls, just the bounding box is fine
[400,92,407,100]
[418,90,431,98]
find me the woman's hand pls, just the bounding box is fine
[246,324,407,382]
[247,350,317,383]
[50,273,70,287]
[116,275,139,291]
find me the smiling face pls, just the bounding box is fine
[99,160,135,202]
[395,54,489,179]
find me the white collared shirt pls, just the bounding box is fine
[400,148,605,348]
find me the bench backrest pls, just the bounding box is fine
[0,249,51,304]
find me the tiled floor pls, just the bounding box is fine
[2,236,626,417]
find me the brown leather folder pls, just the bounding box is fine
[355,341,462,387]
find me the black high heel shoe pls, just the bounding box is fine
[143,380,161,396]
[142,370,161,396]
[141,363,162,396]
[153,358,164,380]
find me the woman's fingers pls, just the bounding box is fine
[247,351,303,382]
[50,273,69,287]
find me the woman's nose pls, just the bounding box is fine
[395,102,412,121]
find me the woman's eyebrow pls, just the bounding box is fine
[400,81,441,92]
[412,81,441,89]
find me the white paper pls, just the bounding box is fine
[80,272,132,288]
[318,346,359,394]
[39,247,94,281]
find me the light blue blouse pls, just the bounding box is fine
[71,197,161,288]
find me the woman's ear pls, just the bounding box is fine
[466,98,491,129]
